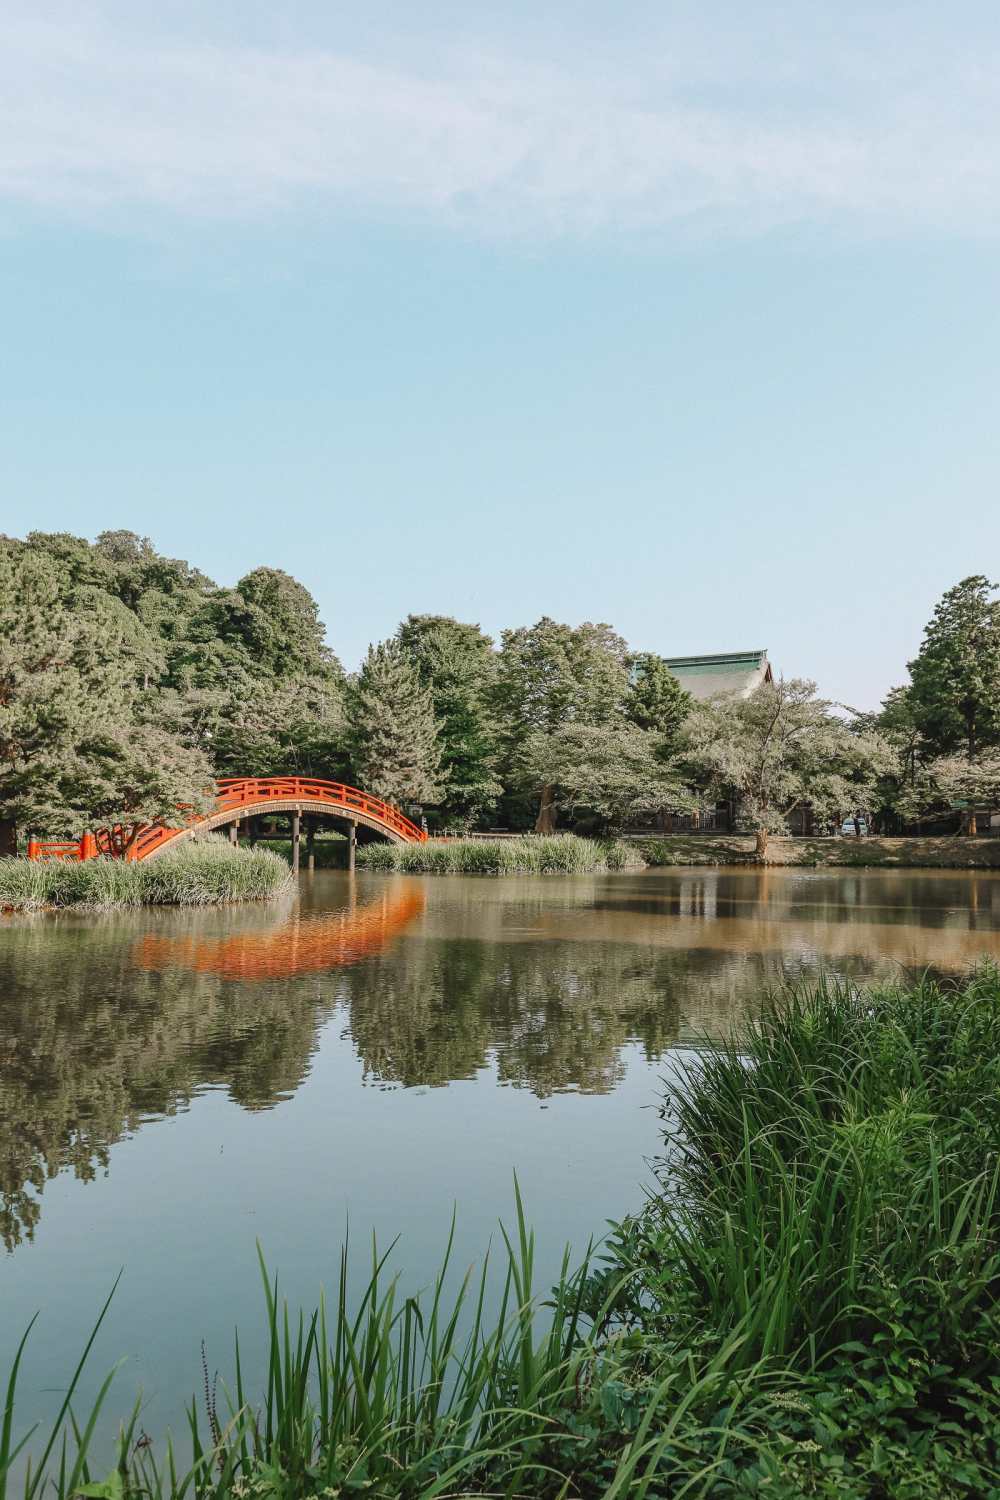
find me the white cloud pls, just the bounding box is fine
[2,5,1000,237]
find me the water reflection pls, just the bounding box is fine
[134,886,427,979]
[1,866,999,1251]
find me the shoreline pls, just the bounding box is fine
[637,832,1000,869]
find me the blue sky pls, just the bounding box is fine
[3,1,999,708]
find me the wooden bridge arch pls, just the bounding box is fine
[27,777,427,863]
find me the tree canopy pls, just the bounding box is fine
[875,577,1000,833]
[4,531,989,851]
[0,532,345,847]
[513,721,692,832]
[908,576,1000,760]
[0,541,214,846]
[396,614,501,825]
[494,618,633,830]
[347,640,443,808]
[626,652,691,744]
[684,678,896,858]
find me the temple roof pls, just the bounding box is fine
[665,650,772,701]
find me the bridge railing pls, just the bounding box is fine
[214,778,427,843]
[26,778,427,862]
[25,834,98,862]
[26,839,84,861]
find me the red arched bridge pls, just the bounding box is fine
[26,777,427,865]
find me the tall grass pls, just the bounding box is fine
[644,968,1000,1362]
[595,964,1000,1494]
[358,833,645,876]
[0,841,291,911]
[0,1193,756,1500]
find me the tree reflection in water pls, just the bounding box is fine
[0,886,425,1249]
[3,867,1000,1250]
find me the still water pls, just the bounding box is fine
[2,865,1000,1445]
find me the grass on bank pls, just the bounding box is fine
[638,832,1000,868]
[6,966,1000,1498]
[358,832,645,875]
[0,840,292,911]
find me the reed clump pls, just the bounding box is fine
[358,832,645,875]
[595,963,1000,1495]
[0,840,291,911]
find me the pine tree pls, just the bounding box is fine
[396,615,501,825]
[909,577,1000,760]
[348,641,443,808]
[908,576,1000,832]
[626,652,692,745]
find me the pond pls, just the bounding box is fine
[2,865,1000,1450]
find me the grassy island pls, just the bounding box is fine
[7,966,1000,1497]
[0,841,292,912]
[357,832,645,875]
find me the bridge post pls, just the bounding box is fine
[306,816,316,874]
[347,821,356,874]
[291,809,301,875]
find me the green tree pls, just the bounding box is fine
[396,614,501,826]
[190,570,345,777]
[684,678,896,860]
[908,577,1000,832]
[926,752,1000,820]
[218,567,340,681]
[626,652,692,745]
[514,722,692,832]
[348,640,443,807]
[494,619,631,831]
[856,685,926,831]
[0,542,212,849]
[890,750,1000,831]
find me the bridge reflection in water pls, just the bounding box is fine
[133,886,427,981]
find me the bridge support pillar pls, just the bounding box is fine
[229,821,238,845]
[291,809,301,875]
[347,821,356,874]
[306,816,316,873]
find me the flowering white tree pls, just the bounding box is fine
[683,678,896,860]
[514,721,693,832]
[914,753,1000,828]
